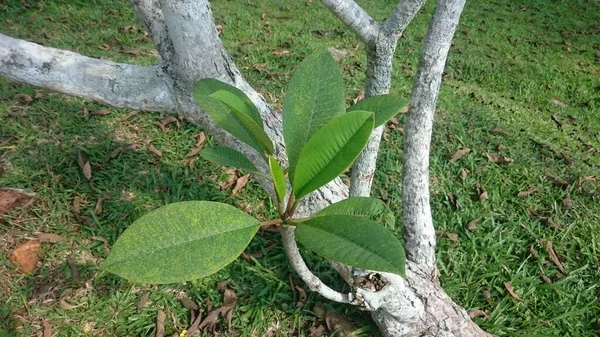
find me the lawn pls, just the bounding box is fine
[1,0,599,336]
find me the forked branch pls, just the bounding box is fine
[383,0,427,37]
[320,0,379,45]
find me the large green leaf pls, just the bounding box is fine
[347,95,409,127]
[293,110,374,199]
[102,201,260,284]
[210,90,274,155]
[193,79,264,154]
[268,155,286,204]
[295,215,405,276]
[283,50,345,183]
[200,146,258,172]
[315,197,395,229]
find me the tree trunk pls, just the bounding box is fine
[0,0,494,335]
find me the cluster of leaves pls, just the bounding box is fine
[102,50,409,284]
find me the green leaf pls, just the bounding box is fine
[295,215,405,276]
[210,90,274,155]
[347,95,409,127]
[268,155,286,204]
[200,146,258,172]
[102,201,260,284]
[315,197,395,229]
[293,110,374,199]
[196,79,263,126]
[283,50,345,183]
[193,79,264,154]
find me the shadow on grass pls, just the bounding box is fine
[0,81,376,336]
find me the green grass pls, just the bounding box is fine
[1,0,599,336]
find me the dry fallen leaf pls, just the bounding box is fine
[540,272,552,284]
[0,188,35,216]
[73,196,81,214]
[482,289,491,303]
[77,150,93,180]
[194,282,237,333]
[447,193,460,210]
[503,282,523,302]
[180,296,199,311]
[94,196,105,215]
[137,292,150,313]
[272,49,291,56]
[91,109,111,116]
[122,110,144,121]
[468,310,490,320]
[446,232,459,243]
[36,233,65,243]
[460,168,470,181]
[352,90,365,105]
[155,309,166,337]
[561,196,574,209]
[220,169,238,190]
[544,240,566,274]
[194,132,206,147]
[160,116,181,129]
[148,143,163,158]
[185,145,203,159]
[450,147,471,162]
[14,93,33,103]
[43,320,52,337]
[491,128,510,136]
[295,286,307,307]
[550,98,568,108]
[107,147,123,161]
[473,184,488,201]
[309,323,326,337]
[436,230,459,243]
[10,240,42,273]
[517,187,537,198]
[466,217,481,232]
[529,244,539,259]
[484,152,514,164]
[321,307,357,337]
[121,48,143,56]
[232,174,250,196]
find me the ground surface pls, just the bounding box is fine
[1,0,599,336]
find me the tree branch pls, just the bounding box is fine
[0,34,176,112]
[402,0,466,276]
[320,0,379,45]
[129,0,174,62]
[382,0,427,37]
[158,0,230,85]
[281,226,352,304]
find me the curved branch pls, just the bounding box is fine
[382,0,426,37]
[320,0,379,45]
[281,226,353,304]
[0,34,176,112]
[402,0,466,276]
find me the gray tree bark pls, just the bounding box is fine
[0,0,494,335]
